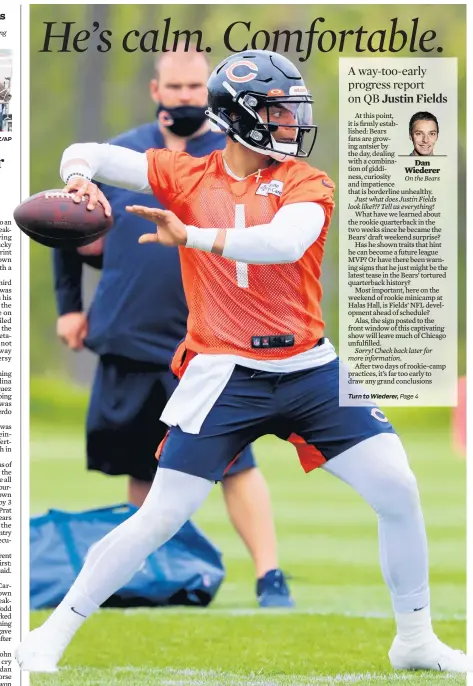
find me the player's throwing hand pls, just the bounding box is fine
[63,177,112,217]
[126,206,188,247]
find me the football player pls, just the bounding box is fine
[53,44,293,608]
[17,50,469,674]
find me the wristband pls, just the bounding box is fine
[185,226,218,253]
[61,162,93,184]
[65,171,92,184]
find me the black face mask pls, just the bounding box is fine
[156,104,208,137]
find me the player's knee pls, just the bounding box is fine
[124,505,182,551]
[142,505,186,545]
[372,464,420,519]
[388,468,419,516]
[359,434,420,518]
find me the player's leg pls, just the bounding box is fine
[16,466,213,672]
[281,358,469,672]
[322,433,469,672]
[89,358,290,599]
[161,366,293,604]
[222,451,293,607]
[17,366,275,672]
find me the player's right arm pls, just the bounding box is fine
[60,143,152,213]
[61,143,151,193]
[60,143,180,212]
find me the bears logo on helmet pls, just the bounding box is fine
[225,60,259,83]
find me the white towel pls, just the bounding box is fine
[160,354,236,434]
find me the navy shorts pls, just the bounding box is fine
[86,354,256,482]
[157,358,396,482]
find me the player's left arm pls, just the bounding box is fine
[128,170,335,262]
[126,202,324,261]
[195,202,325,263]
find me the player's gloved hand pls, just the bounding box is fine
[56,312,88,351]
[125,206,187,247]
[63,177,112,217]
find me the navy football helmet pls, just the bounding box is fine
[207,50,317,161]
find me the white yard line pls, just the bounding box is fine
[54,666,463,685]
[119,607,466,621]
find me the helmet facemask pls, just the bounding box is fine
[206,82,318,161]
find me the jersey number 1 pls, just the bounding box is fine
[235,205,248,288]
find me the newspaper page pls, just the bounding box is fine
[11,4,471,685]
[0,4,20,684]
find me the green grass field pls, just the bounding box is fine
[29,382,466,685]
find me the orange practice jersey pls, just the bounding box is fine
[146,149,335,360]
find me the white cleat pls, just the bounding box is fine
[15,627,63,673]
[389,634,472,673]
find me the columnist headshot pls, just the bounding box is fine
[409,112,438,156]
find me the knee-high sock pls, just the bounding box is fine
[323,433,430,615]
[42,468,213,641]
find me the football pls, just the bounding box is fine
[13,189,113,248]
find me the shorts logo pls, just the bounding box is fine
[371,408,389,423]
[226,60,258,83]
[256,180,284,197]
